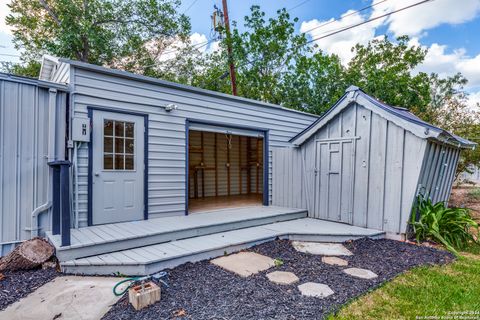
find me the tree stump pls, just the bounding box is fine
[0,238,54,272]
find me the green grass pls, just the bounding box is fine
[329,253,480,320]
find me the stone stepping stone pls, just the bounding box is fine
[298,282,334,298]
[292,241,353,256]
[322,256,348,266]
[266,271,299,285]
[211,252,274,277]
[343,267,378,279]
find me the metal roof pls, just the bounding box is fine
[0,72,69,91]
[291,86,476,149]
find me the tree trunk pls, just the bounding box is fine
[0,238,54,272]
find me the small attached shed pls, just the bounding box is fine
[272,86,475,237]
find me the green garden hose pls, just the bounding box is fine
[113,272,169,296]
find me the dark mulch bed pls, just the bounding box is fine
[0,268,59,310]
[102,238,453,320]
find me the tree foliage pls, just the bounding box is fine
[3,3,479,174]
[346,36,431,112]
[6,0,190,74]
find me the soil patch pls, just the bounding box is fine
[102,238,453,320]
[450,187,480,221]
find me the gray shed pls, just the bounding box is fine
[0,56,474,261]
[272,86,475,237]
[0,56,318,255]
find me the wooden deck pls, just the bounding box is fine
[61,218,384,275]
[47,206,307,261]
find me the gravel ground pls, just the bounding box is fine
[0,268,59,310]
[102,238,453,320]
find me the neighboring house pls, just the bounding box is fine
[0,56,475,274]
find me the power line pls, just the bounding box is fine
[0,53,20,57]
[304,0,433,46]
[287,0,311,12]
[301,0,389,35]
[183,0,200,14]
[142,38,215,69]
[209,0,434,85]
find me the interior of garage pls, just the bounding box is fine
[188,130,264,213]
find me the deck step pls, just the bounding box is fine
[61,218,385,276]
[47,206,308,261]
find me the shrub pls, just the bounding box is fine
[410,196,479,255]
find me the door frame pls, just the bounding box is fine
[87,106,149,226]
[314,137,358,224]
[185,119,270,215]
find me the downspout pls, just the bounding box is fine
[29,88,57,237]
[74,141,80,229]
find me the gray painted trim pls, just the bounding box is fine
[291,89,475,148]
[185,119,189,215]
[86,106,149,225]
[59,58,318,118]
[0,72,69,91]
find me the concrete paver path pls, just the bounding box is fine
[0,276,124,320]
[211,252,275,277]
[266,271,299,285]
[292,241,353,256]
[298,282,334,298]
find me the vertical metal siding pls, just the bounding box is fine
[417,141,460,204]
[70,67,317,225]
[0,77,67,255]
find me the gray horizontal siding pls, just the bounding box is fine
[71,67,316,225]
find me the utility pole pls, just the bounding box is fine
[221,0,238,96]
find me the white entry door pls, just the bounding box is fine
[92,110,145,225]
[314,139,354,224]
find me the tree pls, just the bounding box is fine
[425,73,480,179]
[202,6,312,104]
[0,59,41,78]
[345,36,431,112]
[6,0,190,75]
[282,51,346,114]
[193,6,345,114]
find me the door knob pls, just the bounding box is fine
[94,172,100,177]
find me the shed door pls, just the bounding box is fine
[314,139,354,224]
[92,111,145,225]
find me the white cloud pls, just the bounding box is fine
[0,0,12,35]
[468,91,480,109]
[300,10,377,64]
[410,38,480,88]
[371,0,480,37]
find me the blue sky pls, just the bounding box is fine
[1,0,480,105]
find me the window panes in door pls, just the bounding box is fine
[103,119,135,170]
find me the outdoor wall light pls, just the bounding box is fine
[165,103,178,112]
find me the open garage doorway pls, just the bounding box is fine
[187,123,266,213]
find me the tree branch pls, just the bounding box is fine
[38,0,61,26]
